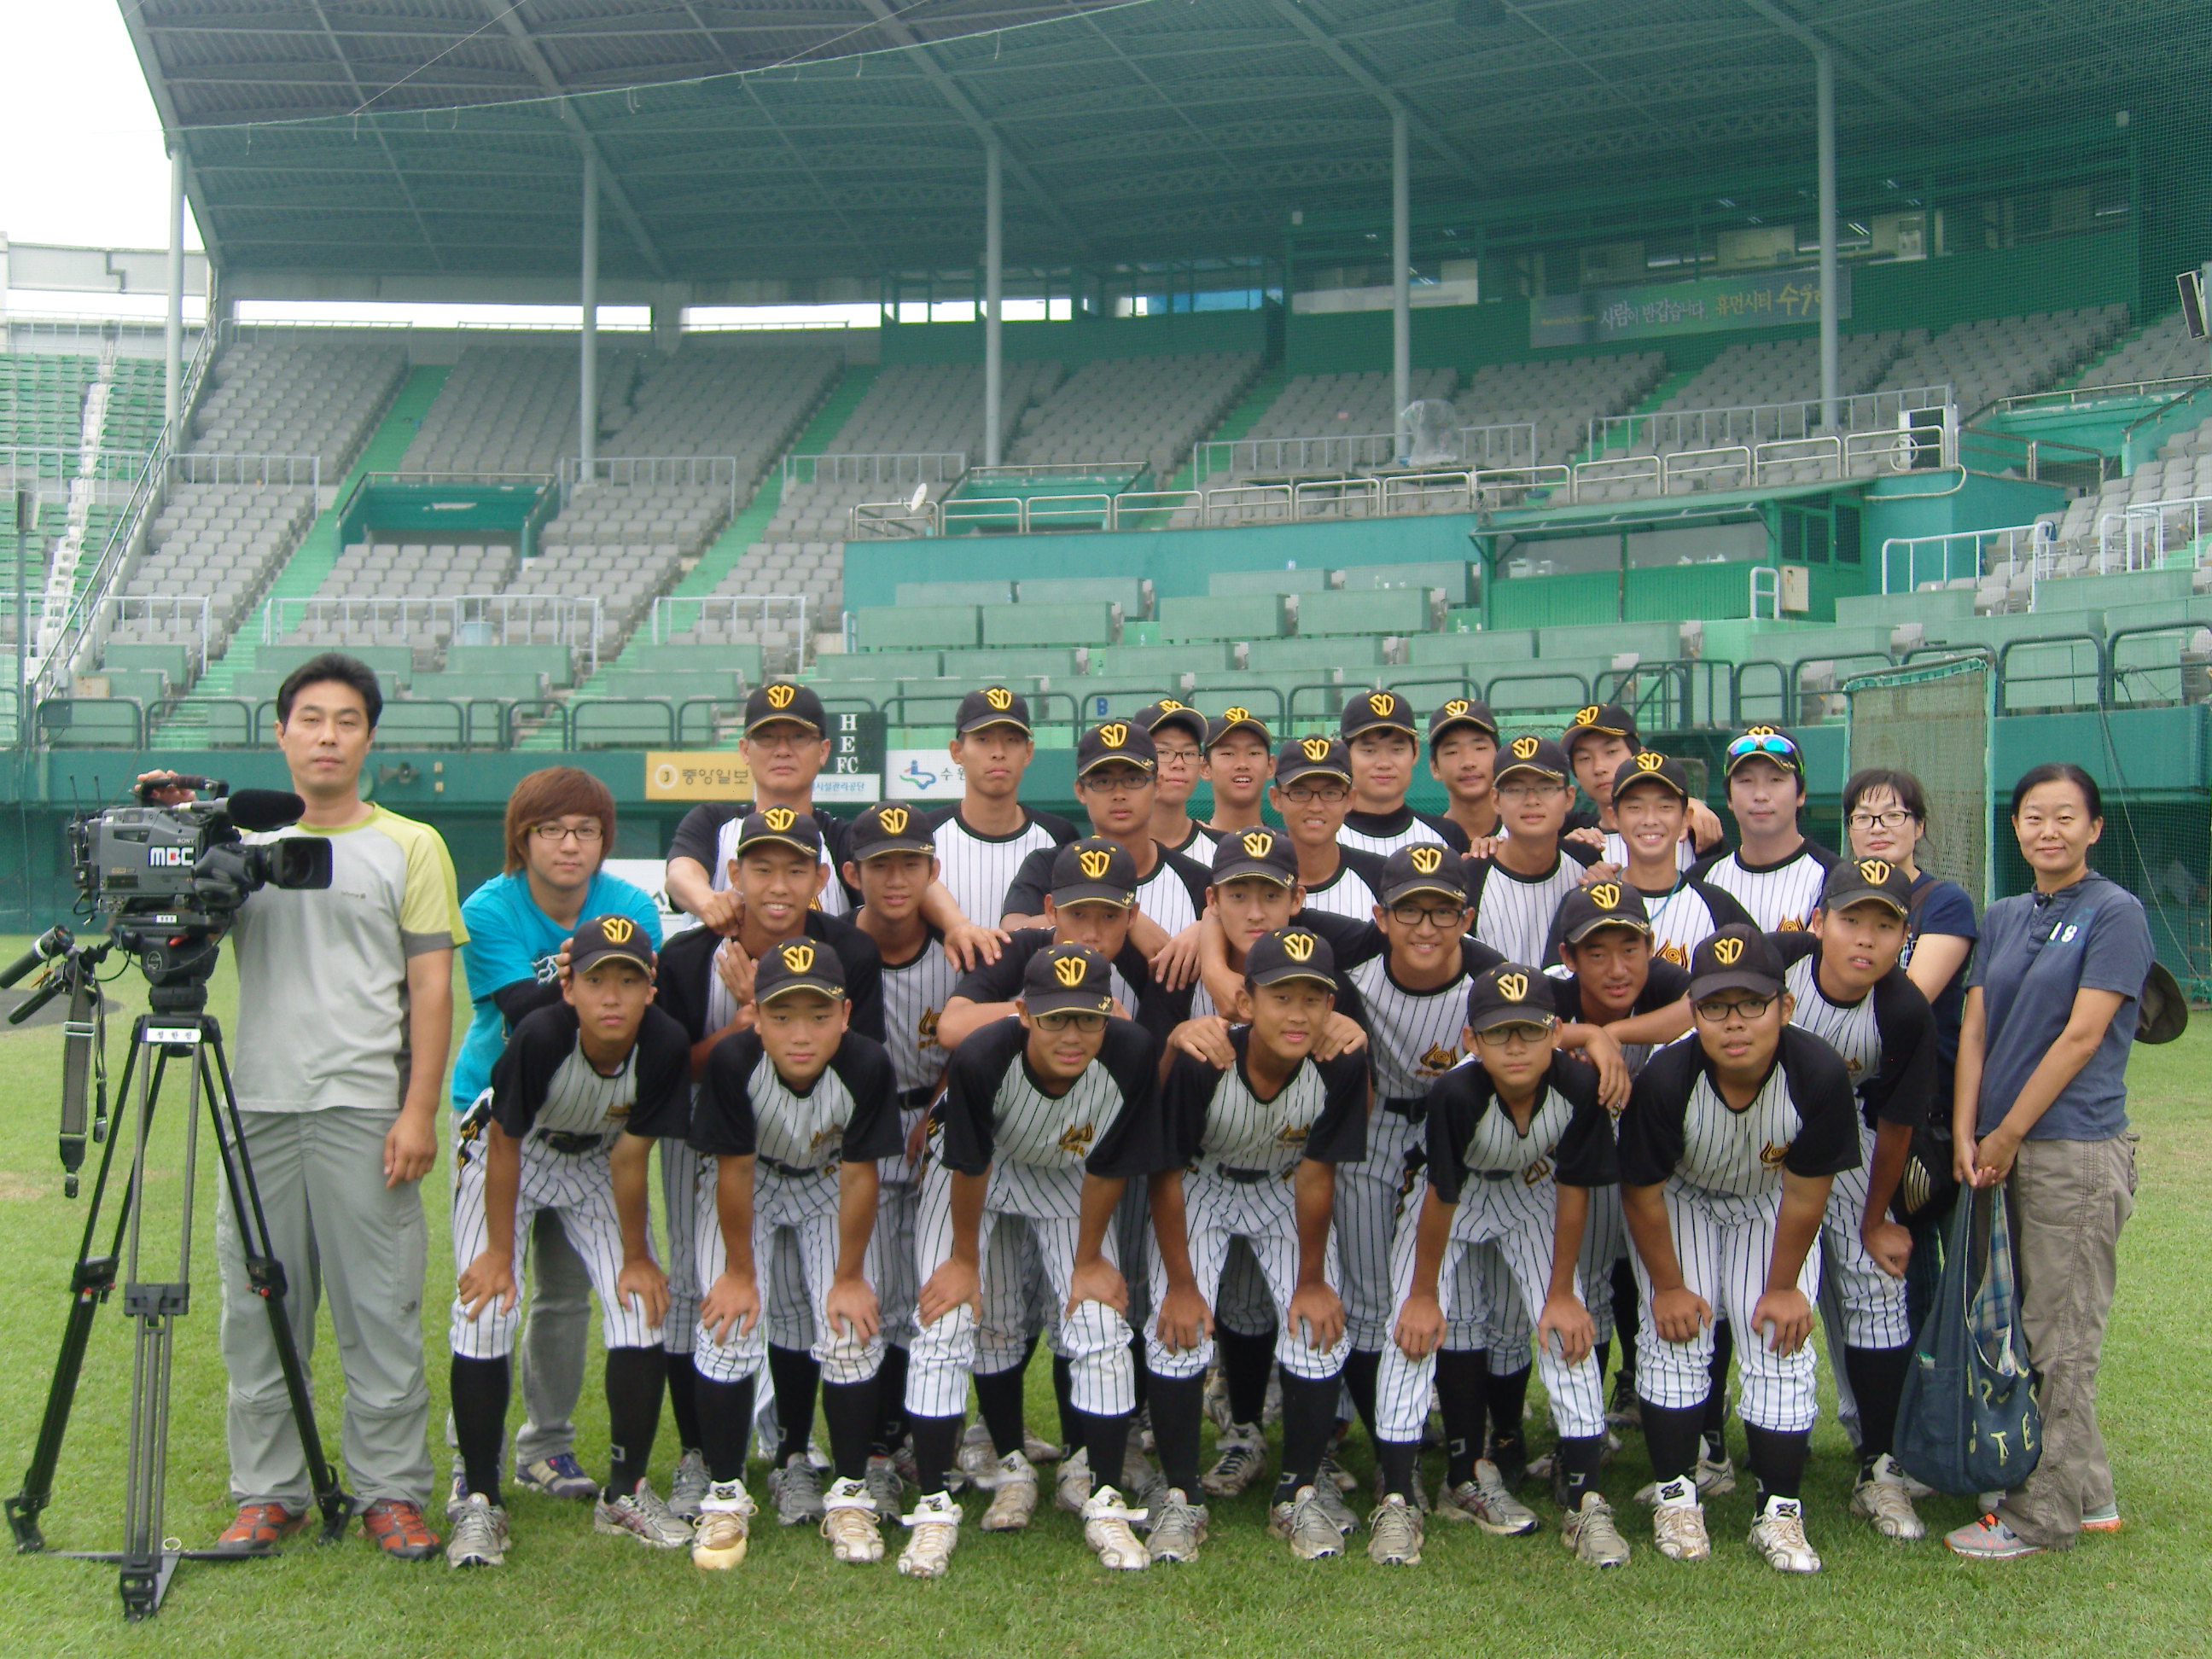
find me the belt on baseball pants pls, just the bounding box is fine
[1468,1168,1522,1183]
[1381,1097,1426,1121]
[761,1155,832,1180]
[899,1086,938,1111]
[537,1129,610,1155]
[1195,1161,1279,1185]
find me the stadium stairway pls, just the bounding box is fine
[1569,364,1697,464]
[151,364,448,748]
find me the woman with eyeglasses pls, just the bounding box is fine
[1944,764,2152,1561]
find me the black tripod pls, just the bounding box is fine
[5,934,350,1618]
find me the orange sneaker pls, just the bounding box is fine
[214,1502,309,1555]
[361,1498,439,1559]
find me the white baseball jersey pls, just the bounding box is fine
[1348,941,1503,1104]
[1692,841,1837,934]
[1165,823,1220,859]
[488,1003,691,1144]
[1338,806,1467,859]
[877,928,960,1097]
[927,806,1077,926]
[1603,830,1696,873]
[1617,1027,1860,1198]
[1161,1033,1370,1180]
[1464,849,1591,965]
[673,801,853,918]
[691,1029,901,1179]
[950,927,1193,1050]
[998,840,1210,937]
[1637,876,1755,970]
[1295,849,1386,920]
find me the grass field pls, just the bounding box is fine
[0,939,2204,1656]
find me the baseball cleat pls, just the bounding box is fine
[1562,1493,1631,1568]
[691,1481,756,1569]
[1200,1423,1266,1498]
[444,1493,509,1569]
[668,1448,711,1521]
[771,1454,826,1525]
[898,1492,961,1578]
[1649,1477,1710,1561]
[1435,1460,1540,1535]
[1748,1496,1822,1573]
[1025,1433,1063,1465]
[1080,1486,1150,1570]
[1851,1455,1926,1540]
[1365,1495,1423,1566]
[1946,1513,2043,1559]
[2081,1502,2122,1534]
[956,1419,997,1489]
[593,1481,692,1550]
[980,1452,1039,1531]
[513,1452,599,1501]
[864,1454,905,1519]
[1635,1455,1736,1503]
[805,1436,833,1473]
[1054,1447,1094,1515]
[1269,1487,1346,1560]
[1144,1489,1208,1563]
[1262,1367,1283,1428]
[893,1441,923,1491]
[821,1478,885,1563]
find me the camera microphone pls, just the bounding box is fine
[0,925,73,991]
[224,789,310,834]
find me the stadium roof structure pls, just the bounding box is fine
[123,0,2206,296]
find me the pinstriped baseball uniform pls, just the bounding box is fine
[1295,849,1387,921]
[925,806,1078,927]
[1691,841,1839,934]
[1773,935,1936,1351]
[685,1030,902,1387]
[1615,1027,1860,1431]
[1464,848,1594,965]
[872,930,960,1348]
[448,1004,690,1359]
[904,1019,1162,1422]
[1637,876,1756,971]
[1603,830,1696,872]
[673,801,855,918]
[1337,806,1468,859]
[999,841,1211,938]
[952,927,1194,1049]
[1144,1036,1367,1382]
[1166,823,1221,859]
[1374,1053,1618,1442]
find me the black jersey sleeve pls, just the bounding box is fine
[1693,879,1756,933]
[814,913,885,1043]
[830,1037,905,1163]
[1126,952,1196,1047]
[691,1029,765,1157]
[1158,1047,1225,1169]
[935,1020,1022,1174]
[671,802,742,870]
[1029,809,1081,846]
[952,927,1047,1004]
[1413,811,1472,853]
[654,925,724,1042]
[1305,1046,1371,1166]
[491,975,565,1029]
[1776,1027,1865,1177]
[1767,930,1820,971]
[1561,839,1600,870]
[1563,806,1602,834]
[1549,1055,1620,1189]
[1636,958,1694,1011]
[998,847,1057,920]
[1615,1037,1699,1186]
[1337,847,1388,904]
[1086,1019,1167,1178]
[622,1008,696,1140]
[1549,975,1586,1022]
[1420,1066,1488,1206]
[488,1004,581,1138]
[1862,970,1939,1131]
[1460,937,1507,976]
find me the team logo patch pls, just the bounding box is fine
[780,942,815,973]
[1077,848,1112,880]
[1367,692,1396,717]
[1443,699,1470,718]
[1744,725,1778,738]
[1497,971,1529,1002]
[878,805,910,835]
[1858,858,1893,884]
[1846,1056,1865,1076]
[599,916,636,944]
[1277,1122,1308,1147]
[1710,936,1744,965]
[1300,736,1333,762]
[1097,722,1129,748]
[1522,1157,1551,1187]
[763,806,798,832]
[1661,943,1688,968]
[1051,952,1089,989]
[1057,1121,1096,1156]
[984,685,1014,711]
[1588,882,1621,910]
[1408,845,1444,875]
[1511,736,1540,760]
[1634,751,1666,772]
[918,1007,940,1044]
[1778,917,1805,931]
[1759,1140,1792,1167]
[1280,931,1316,963]
[1241,830,1275,858]
[1420,1041,1459,1074]
[765,683,796,710]
[1224,706,1250,722]
[1573,706,1600,726]
[1157,698,1185,713]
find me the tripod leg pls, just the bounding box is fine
[200,1024,352,1541]
[6,1036,144,1553]
[120,1022,189,1617]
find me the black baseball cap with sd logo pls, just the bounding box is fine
[1379,842,1468,907]
[1273,734,1350,787]
[954,685,1032,736]
[1210,827,1299,888]
[570,914,657,977]
[1464,961,1553,1033]
[754,937,847,1004]
[1022,943,1115,1015]
[1048,837,1138,907]
[744,681,827,736]
[1688,923,1786,1002]
[1245,928,1337,990]
[847,801,935,859]
[1339,688,1418,740]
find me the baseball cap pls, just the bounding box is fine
[1612,749,1691,802]
[1206,706,1273,750]
[1493,734,1573,784]
[1378,842,1468,907]
[569,914,657,978]
[955,685,1032,736]
[1245,927,1337,991]
[736,805,824,859]
[1464,961,1554,1033]
[1820,856,1914,917]
[1022,942,1116,1016]
[1339,687,1417,741]
[1554,882,1651,946]
[1562,702,1639,758]
[744,680,826,736]
[1210,825,1300,888]
[1428,696,1499,746]
[847,801,934,860]
[1076,719,1157,777]
[1136,698,1209,747]
[1724,725,1805,780]
[1688,923,1786,1003]
[1048,836,1139,908]
[1274,734,1351,787]
[753,936,847,1004]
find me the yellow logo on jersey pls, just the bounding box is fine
[1522,1157,1551,1186]
[1058,1121,1096,1156]
[1300,736,1333,763]
[1097,722,1130,748]
[1367,692,1396,717]
[1223,706,1252,723]
[1711,936,1744,965]
[877,805,911,835]
[1051,952,1089,989]
[918,1007,940,1046]
[1660,943,1689,968]
[1442,699,1470,719]
[1241,830,1276,858]
[763,806,798,832]
[1077,847,1113,881]
[1588,882,1621,910]
[765,683,797,710]
[780,942,816,973]
[1778,917,1805,931]
[1635,752,1667,772]
[1420,1041,1459,1074]
[807,1127,841,1168]
[1277,1122,1309,1147]
[1760,1140,1792,1167]
[1409,845,1445,875]
[1511,736,1540,760]
[598,916,637,945]
[1858,859,1893,885]
[984,685,1015,711]
[1845,1056,1865,1076]
[1280,931,1316,963]
[1573,706,1600,726]
[1497,972,1529,1002]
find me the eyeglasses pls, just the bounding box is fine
[1494,779,1564,801]
[532,822,603,844]
[1153,744,1202,764]
[1282,783,1349,804]
[1847,809,1917,830]
[1033,1010,1108,1033]
[1726,733,1801,764]
[1474,1020,1555,1048]
[1695,995,1773,1022]
[1388,901,1466,928]
[1079,770,1154,795]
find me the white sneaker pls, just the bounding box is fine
[1201,1423,1266,1498]
[691,1481,756,1570]
[1268,1486,1345,1560]
[1748,1495,1822,1573]
[956,1420,998,1490]
[1562,1492,1630,1568]
[1650,1477,1710,1561]
[770,1454,825,1525]
[1851,1454,1927,1540]
[445,1492,508,1569]
[897,1491,961,1578]
[1365,1494,1423,1566]
[821,1477,884,1563]
[1145,1488,1208,1563]
[1202,1369,1234,1435]
[1435,1460,1540,1535]
[1080,1485,1150,1570]
[981,1451,1039,1531]
[1055,1447,1094,1515]
[593,1480,693,1550]
[1316,1452,1358,1493]
[667,1447,710,1521]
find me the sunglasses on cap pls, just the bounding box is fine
[1726,732,1801,763]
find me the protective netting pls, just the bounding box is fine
[1847,657,1992,908]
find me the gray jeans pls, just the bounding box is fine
[1997,1132,2135,1550]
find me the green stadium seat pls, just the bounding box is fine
[102,643,195,687]
[253,643,416,684]
[85,669,172,706]
[358,699,464,748]
[813,650,942,680]
[981,602,1121,649]
[407,670,552,702]
[1086,642,1235,678]
[1340,561,1476,605]
[1535,621,1681,662]
[1404,628,1539,667]
[1301,587,1441,637]
[585,669,743,701]
[445,643,577,690]
[1016,577,1151,615]
[2032,567,2192,621]
[1160,593,1290,642]
[938,647,1088,681]
[897,580,1013,607]
[1208,568,1333,597]
[630,643,766,683]
[37,698,144,748]
[1997,638,2104,713]
[1244,636,1386,672]
[853,604,981,651]
[572,700,678,748]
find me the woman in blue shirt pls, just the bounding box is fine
[1945,764,2153,1560]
